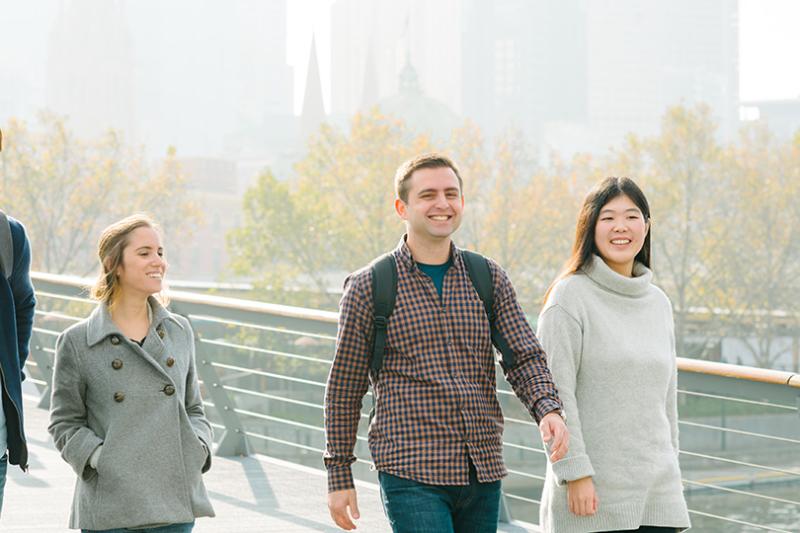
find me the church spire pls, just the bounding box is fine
[360,35,379,110]
[301,34,325,139]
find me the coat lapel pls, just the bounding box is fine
[85,298,183,380]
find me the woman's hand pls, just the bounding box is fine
[566,476,598,516]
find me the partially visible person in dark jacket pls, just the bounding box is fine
[0,210,36,516]
[49,214,214,532]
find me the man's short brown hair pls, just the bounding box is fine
[394,153,463,203]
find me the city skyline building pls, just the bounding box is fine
[46,0,137,142]
[330,0,740,156]
[330,0,463,118]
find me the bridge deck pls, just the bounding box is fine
[1,397,537,532]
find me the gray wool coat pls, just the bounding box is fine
[48,297,215,530]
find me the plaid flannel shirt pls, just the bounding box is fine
[324,237,562,492]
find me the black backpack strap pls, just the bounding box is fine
[462,250,516,370]
[0,210,13,279]
[370,253,397,373]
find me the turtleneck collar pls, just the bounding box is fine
[582,254,653,297]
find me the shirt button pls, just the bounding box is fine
[163,384,176,396]
[157,327,165,339]
[111,359,123,370]
[110,336,120,345]
[113,391,125,402]
[166,357,175,367]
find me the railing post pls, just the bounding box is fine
[183,315,252,457]
[27,330,54,409]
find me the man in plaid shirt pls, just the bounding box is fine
[325,153,568,532]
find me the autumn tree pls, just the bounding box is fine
[711,125,800,368]
[0,112,199,275]
[605,105,728,357]
[228,109,605,313]
[470,133,596,308]
[228,109,432,309]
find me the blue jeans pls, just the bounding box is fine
[82,521,194,533]
[379,463,501,533]
[0,453,7,517]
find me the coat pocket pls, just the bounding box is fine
[187,434,208,474]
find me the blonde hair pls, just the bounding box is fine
[91,214,167,306]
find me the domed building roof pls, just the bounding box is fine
[376,57,460,141]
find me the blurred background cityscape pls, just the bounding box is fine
[1,0,799,372]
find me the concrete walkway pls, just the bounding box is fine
[1,397,538,532]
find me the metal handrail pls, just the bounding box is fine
[679,357,800,388]
[33,272,800,388]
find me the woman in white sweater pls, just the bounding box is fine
[536,177,690,532]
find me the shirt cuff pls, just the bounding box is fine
[327,465,355,493]
[532,398,563,424]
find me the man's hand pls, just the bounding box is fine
[539,411,569,462]
[567,476,598,516]
[328,488,360,530]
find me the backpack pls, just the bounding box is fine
[0,210,13,279]
[369,250,517,373]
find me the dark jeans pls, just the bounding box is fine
[599,526,680,533]
[82,521,194,533]
[379,463,501,533]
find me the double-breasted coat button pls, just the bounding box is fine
[163,384,176,396]
[110,336,120,345]
[113,391,125,402]
[166,357,175,367]
[157,327,165,339]
[111,359,123,370]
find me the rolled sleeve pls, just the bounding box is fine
[551,453,596,486]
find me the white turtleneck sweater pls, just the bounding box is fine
[536,255,690,533]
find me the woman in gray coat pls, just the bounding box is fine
[49,214,215,532]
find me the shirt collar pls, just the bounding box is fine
[393,234,464,272]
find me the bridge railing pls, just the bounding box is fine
[28,272,800,532]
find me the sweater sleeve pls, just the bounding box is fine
[666,320,680,456]
[536,303,595,485]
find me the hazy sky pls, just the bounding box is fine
[287,0,800,113]
[1,0,798,120]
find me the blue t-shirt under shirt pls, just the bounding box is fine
[417,259,453,299]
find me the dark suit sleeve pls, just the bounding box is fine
[10,220,36,378]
